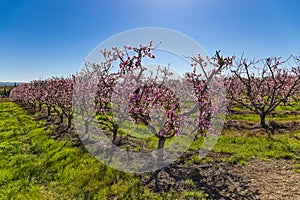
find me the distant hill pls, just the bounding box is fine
[0,82,24,87]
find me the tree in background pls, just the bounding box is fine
[226,55,300,131]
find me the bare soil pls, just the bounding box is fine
[142,151,300,199]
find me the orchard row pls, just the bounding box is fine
[9,42,300,147]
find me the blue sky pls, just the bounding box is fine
[0,0,300,82]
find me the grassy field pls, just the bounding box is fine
[0,101,299,199]
[0,102,161,199]
[188,130,300,165]
[0,102,212,199]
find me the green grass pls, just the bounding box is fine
[228,113,259,121]
[0,102,170,199]
[119,122,156,140]
[214,135,299,163]
[230,100,300,112]
[221,102,300,164]
[275,102,300,111]
[185,154,213,165]
[188,130,300,165]
[294,164,300,173]
[228,113,300,122]
[229,101,300,122]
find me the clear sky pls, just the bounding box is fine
[1,0,300,82]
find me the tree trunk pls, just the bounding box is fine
[260,113,267,128]
[158,137,166,149]
[39,103,42,112]
[47,106,51,117]
[67,115,72,129]
[112,124,119,144]
[84,120,89,134]
[60,114,64,124]
[157,137,166,168]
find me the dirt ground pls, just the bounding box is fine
[143,151,300,200]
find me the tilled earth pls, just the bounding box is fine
[143,151,300,200]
